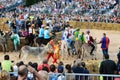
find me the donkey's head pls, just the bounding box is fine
[3,31,13,39]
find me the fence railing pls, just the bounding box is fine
[9,72,120,80]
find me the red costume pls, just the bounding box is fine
[47,40,58,64]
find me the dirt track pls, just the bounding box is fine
[0,29,119,73]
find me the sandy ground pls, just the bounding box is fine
[0,29,119,68]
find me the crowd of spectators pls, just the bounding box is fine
[0,0,120,24]
[0,0,24,12]
[23,0,120,23]
[0,51,120,80]
[0,0,120,80]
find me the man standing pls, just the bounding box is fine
[18,65,45,80]
[2,55,13,72]
[99,33,110,56]
[99,54,117,80]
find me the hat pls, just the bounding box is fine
[45,26,49,29]
[86,30,90,34]
[41,25,44,27]
[76,28,80,31]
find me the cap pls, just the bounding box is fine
[86,30,90,34]
[76,28,80,31]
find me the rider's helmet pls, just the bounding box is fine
[86,29,90,34]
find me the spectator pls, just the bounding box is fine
[0,70,10,80]
[18,65,45,80]
[117,48,120,74]
[38,70,49,80]
[58,61,64,73]
[65,64,75,80]
[44,26,51,45]
[0,62,2,72]
[99,54,117,80]
[13,62,19,77]
[72,60,84,80]
[57,61,65,80]
[37,59,50,72]
[49,64,58,80]
[81,62,89,80]
[1,55,13,72]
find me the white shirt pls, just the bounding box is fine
[62,30,69,41]
[29,27,32,34]
[85,34,90,43]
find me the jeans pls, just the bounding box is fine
[67,39,75,54]
[14,45,18,51]
[102,48,108,55]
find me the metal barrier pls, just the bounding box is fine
[49,73,120,80]
[9,72,120,80]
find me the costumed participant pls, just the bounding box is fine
[44,26,51,45]
[62,28,69,41]
[11,31,20,51]
[79,32,86,44]
[54,41,61,62]
[74,28,81,40]
[47,38,58,64]
[85,30,95,55]
[68,26,76,54]
[38,24,44,45]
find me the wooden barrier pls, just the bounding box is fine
[0,18,120,31]
[68,21,120,31]
[0,18,9,31]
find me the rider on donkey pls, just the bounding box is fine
[38,24,45,46]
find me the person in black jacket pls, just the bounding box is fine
[99,54,117,80]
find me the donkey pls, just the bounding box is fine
[19,43,52,63]
[0,31,12,53]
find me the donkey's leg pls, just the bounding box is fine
[5,43,8,52]
[1,44,5,53]
[60,41,64,60]
[22,52,28,61]
[38,53,43,64]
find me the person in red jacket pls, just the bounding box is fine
[38,59,50,72]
